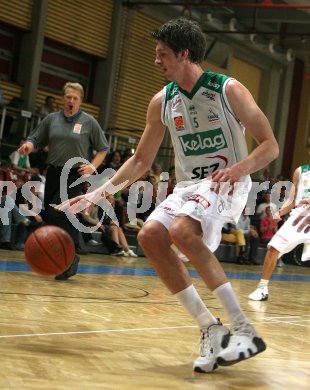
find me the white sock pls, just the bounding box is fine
[258,279,269,287]
[213,282,247,324]
[174,284,217,328]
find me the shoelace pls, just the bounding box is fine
[199,327,215,357]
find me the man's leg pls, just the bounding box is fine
[139,217,266,370]
[44,166,80,280]
[234,229,246,255]
[168,216,266,367]
[248,246,280,301]
[138,220,229,373]
[233,229,247,263]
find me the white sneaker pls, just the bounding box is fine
[111,250,125,256]
[216,319,266,366]
[248,285,269,301]
[87,239,101,246]
[123,249,138,257]
[193,320,230,373]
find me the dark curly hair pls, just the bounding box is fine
[150,17,207,63]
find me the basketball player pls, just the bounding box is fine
[249,163,310,301]
[17,82,109,280]
[57,18,278,371]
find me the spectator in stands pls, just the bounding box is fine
[17,81,109,280]
[0,194,33,250]
[79,205,125,255]
[221,223,247,264]
[236,207,260,265]
[260,206,278,245]
[167,177,177,196]
[268,176,276,191]
[137,178,158,222]
[99,194,137,257]
[278,185,287,203]
[255,190,278,219]
[105,150,123,170]
[20,175,46,218]
[151,162,162,184]
[78,182,124,254]
[9,138,36,175]
[38,96,57,117]
[103,151,127,226]
[122,148,133,163]
[168,165,176,182]
[3,97,24,139]
[259,167,272,183]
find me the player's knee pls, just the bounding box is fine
[169,221,190,248]
[138,223,157,249]
[267,246,280,261]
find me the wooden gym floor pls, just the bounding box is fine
[0,249,309,390]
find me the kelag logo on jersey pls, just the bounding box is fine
[179,128,227,156]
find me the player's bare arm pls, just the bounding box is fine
[56,90,166,213]
[105,90,166,189]
[211,79,279,185]
[276,167,300,218]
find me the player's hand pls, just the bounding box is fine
[210,166,243,194]
[292,199,310,233]
[55,189,102,214]
[55,178,129,215]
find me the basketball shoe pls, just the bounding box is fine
[193,320,230,373]
[216,316,266,366]
[248,284,269,301]
[55,254,80,280]
[123,249,138,257]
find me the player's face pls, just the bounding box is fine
[63,88,82,116]
[155,41,182,81]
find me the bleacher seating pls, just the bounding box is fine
[0,81,23,106]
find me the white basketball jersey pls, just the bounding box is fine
[296,164,310,204]
[161,71,249,183]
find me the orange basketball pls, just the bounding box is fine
[24,225,75,276]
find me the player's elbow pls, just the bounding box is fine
[273,143,280,159]
[133,153,153,172]
[268,141,279,162]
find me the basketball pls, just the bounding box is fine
[24,225,75,276]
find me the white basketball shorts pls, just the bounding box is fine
[268,204,310,261]
[146,177,251,253]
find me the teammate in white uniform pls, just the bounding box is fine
[57,18,279,372]
[249,164,310,301]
